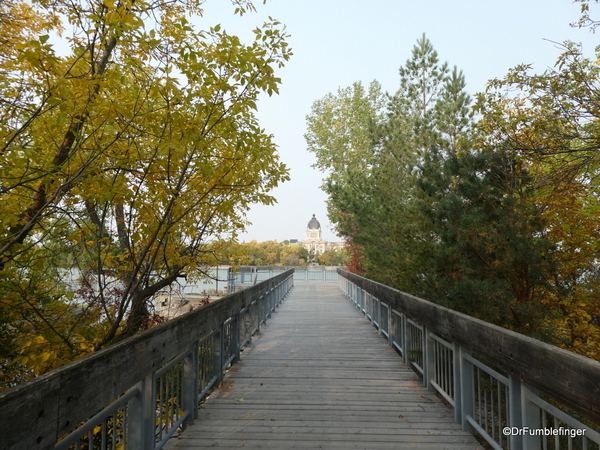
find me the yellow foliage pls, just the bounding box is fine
[0,0,291,387]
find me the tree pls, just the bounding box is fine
[304,80,384,254]
[415,144,558,335]
[231,240,309,266]
[572,0,600,29]
[473,41,600,356]
[0,0,291,386]
[306,30,600,360]
[360,36,474,290]
[316,248,348,266]
[306,35,474,290]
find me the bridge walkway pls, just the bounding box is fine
[166,282,480,450]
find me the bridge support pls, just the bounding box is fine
[128,373,155,449]
[459,346,475,435]
[424,325,436,394]
[213,323,225,385]
[509,376,542,450]
[232,312,241,364]
[182,342,199,425]
[452,342,462,424]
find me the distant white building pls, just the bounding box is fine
[302,214,344,256]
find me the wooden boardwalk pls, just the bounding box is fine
[166,282,481,450]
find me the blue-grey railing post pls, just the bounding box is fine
[459,346,475,434]
[232,312,241,364]
[423,326,435,393]
[253,298,259,334]
[128,373,155,449]
[359,288,366,318]
[376,299,382,336]
[214,324,224,384]
[265,289,273,320]
[360,288,365,315]
[521,383,542,450]
[509,374,524,450]
[182,343,199,424]
[453,343,462,424]
[360,288,364,313]
[257,296,262,331]
[373,296,377,324]
[264,291,268,321]
[387,304,393,347]
[401,312,408,364]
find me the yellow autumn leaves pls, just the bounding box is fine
[0,0,291,389]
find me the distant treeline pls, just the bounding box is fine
[229,240,349,267]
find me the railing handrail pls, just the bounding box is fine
[235,265,340,271]
[0,269,294,450]
[338,268,600,426]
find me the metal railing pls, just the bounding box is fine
[339,269,600,450]
[0,270,294,450]
[233,266,339,286]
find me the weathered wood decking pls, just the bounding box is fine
[166,282,481,450]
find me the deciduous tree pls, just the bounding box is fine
[0,0,291,387]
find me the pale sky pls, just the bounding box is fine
[199,0,599,243]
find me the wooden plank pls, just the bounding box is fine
[167,442,476,450]
[166,282,480,450]
[196,411,461,422]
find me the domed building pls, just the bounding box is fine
[302,214,344,256]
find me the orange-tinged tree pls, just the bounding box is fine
[0,0,291,387]
[230,240,309,266]
[475,41,600,358]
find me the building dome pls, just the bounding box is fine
[307,214,321,230]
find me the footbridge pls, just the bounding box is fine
[1,269,599,450]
